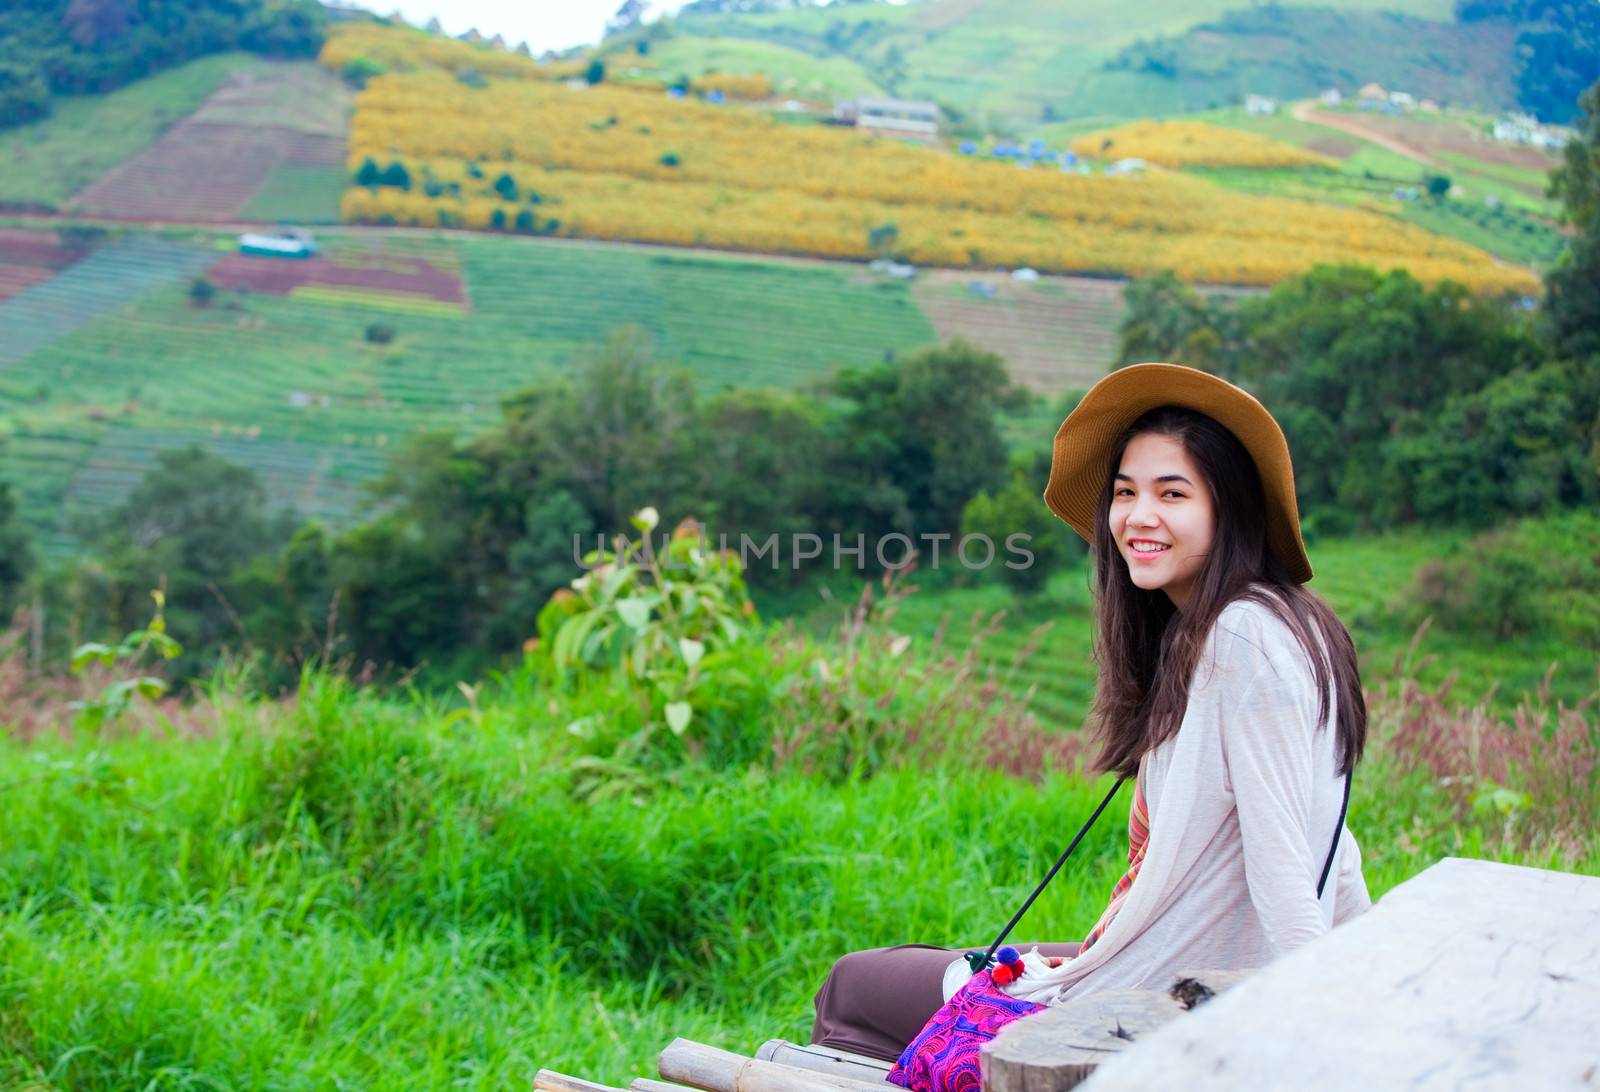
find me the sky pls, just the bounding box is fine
[347,0,696,54]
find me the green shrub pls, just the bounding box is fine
[188,276,216,307]
[1405,510,1600,648]
[364,322,395,344]
[340,56,385,89]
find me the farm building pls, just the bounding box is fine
[831,97,942,139]
[1245,93,1278,115]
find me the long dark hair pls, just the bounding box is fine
[1087,405,1366,779]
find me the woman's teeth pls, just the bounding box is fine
[1131,542,1169,553]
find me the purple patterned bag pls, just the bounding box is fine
[885,954,1043,1092]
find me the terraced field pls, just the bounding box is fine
[0,230,951,549]
[0,231,86,300]
[913,271,1126,395]
[0,235,215,370]
[70,62,350,223]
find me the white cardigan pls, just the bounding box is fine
[944,594,1371,1006]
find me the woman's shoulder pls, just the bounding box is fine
[1208,586,1320,678]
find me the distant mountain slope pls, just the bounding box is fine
[1095,6,1518,116]
[663,0,1460,129]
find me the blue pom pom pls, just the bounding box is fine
[996,945,1020,965]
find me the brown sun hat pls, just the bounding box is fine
[1043,362,1313,584]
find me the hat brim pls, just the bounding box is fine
[1043,362,1313,584]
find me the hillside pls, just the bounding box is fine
[0,224,1140,552]
[658,0,1464,129]
[328,24,1533,293]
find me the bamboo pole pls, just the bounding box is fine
[657,1039,891,1092]
[535,1070,628,1092]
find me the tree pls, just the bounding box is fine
[1547,79,1600,360]
[867,222,899,259]
[1380,362,1597,525]
[1116,272,1231,372]
[960,452,1082,595]
[493,171,517,200]
[828,341,1028,542]
[355,156,382,187]
[1425,173,1452,200]
[0,482,34,621]
[698,387,829,584]
[78,446,294,678]
[1223,264,1542,519]
[586,59,607,85]
[63,0,136,47]
[378,161,411,190]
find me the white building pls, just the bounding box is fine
[832,97,942,139]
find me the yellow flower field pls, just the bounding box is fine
[323,26,1536,293]
[1070,120,1337,169]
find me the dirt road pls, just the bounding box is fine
[1289,100,1443,169]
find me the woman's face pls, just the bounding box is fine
[1110,432,1216,610]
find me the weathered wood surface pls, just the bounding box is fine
[755,1040,895,1083]
[981,970,1249,1092]
[659,1038,890,1092]
[535,1070,627,1092]
[1082,858,1600,1089]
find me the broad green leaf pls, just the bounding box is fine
[616,597,653,630]
[678,637,705,670]
[70,643,116,672]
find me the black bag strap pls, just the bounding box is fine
[966,769,1353,973]
[965,776,1127,972]
[1316,771,1352,898]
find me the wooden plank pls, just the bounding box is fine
[981,970,1247,1092]
[535,1070,628,1092]
[755,1040,895,1083]
[1083,858,1600,1089]
[658,1038,890,1092]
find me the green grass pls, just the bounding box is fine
[0,584,1591,1087]
[238,165,348,225]
[0,53,268,210]
[1397,199,1567,269]
[0,230,939,547]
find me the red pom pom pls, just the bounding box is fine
[992,964,1016,986]
[1006,959,1026,977]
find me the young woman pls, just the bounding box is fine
[810,363,1371,1062]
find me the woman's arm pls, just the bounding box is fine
[1211,635,1330,956]
[1333,826,1372,925]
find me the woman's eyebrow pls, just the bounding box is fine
[1114,472,1195,485]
